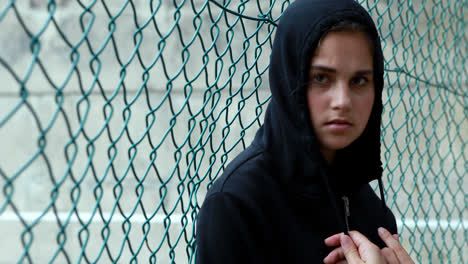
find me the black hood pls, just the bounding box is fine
[254,0,385,195]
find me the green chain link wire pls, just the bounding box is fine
[0,0,466,263]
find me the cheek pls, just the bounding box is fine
[306,90,322,122]
[359,91,375,124]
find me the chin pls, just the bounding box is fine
[327,140,355,151]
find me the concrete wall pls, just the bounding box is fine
[0,0,466,263]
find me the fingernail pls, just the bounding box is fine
[378,227,387,236]
[341,234,352,248]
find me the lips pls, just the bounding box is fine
[325,119,352,131]
[326,119,352,125]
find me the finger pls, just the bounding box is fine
[381,247,399,264]
[393,234,399,241]
[325,232,344,247]
[340,234,363,264]
[378,227,414,264]
[378,227,401,249]
[348,230,373,248]
[336,260,349,264]
[323,247,345,264]
[348,230,384,262]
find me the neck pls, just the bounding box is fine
[321,148,336,165]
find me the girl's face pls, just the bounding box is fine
[306,31,375,164]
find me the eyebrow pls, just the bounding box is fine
[310,65,373,75]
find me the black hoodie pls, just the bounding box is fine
[196,0,397,263]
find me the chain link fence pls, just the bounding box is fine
[0,0,466,263]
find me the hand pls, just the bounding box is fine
[324,231,385,264]
[377,227,414,264]
[323,227,415,264]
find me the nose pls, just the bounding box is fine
[330,81,352,111]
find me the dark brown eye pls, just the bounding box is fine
[351,76,369,86]
[311,73,329,84]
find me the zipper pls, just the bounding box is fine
[342,196,350,235]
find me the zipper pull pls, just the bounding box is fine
[342,196,350,235]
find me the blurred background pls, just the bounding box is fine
[0,0,466,263]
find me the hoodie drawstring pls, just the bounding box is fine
[377,178,387,210]
[320,169,388,236]
[342,196,351,234]
[318,169,350,235]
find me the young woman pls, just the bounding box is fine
[196,0,413,263]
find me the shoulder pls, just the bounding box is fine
[206,144,278,202]
[195,146,278,263]
[197,143,283,232]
